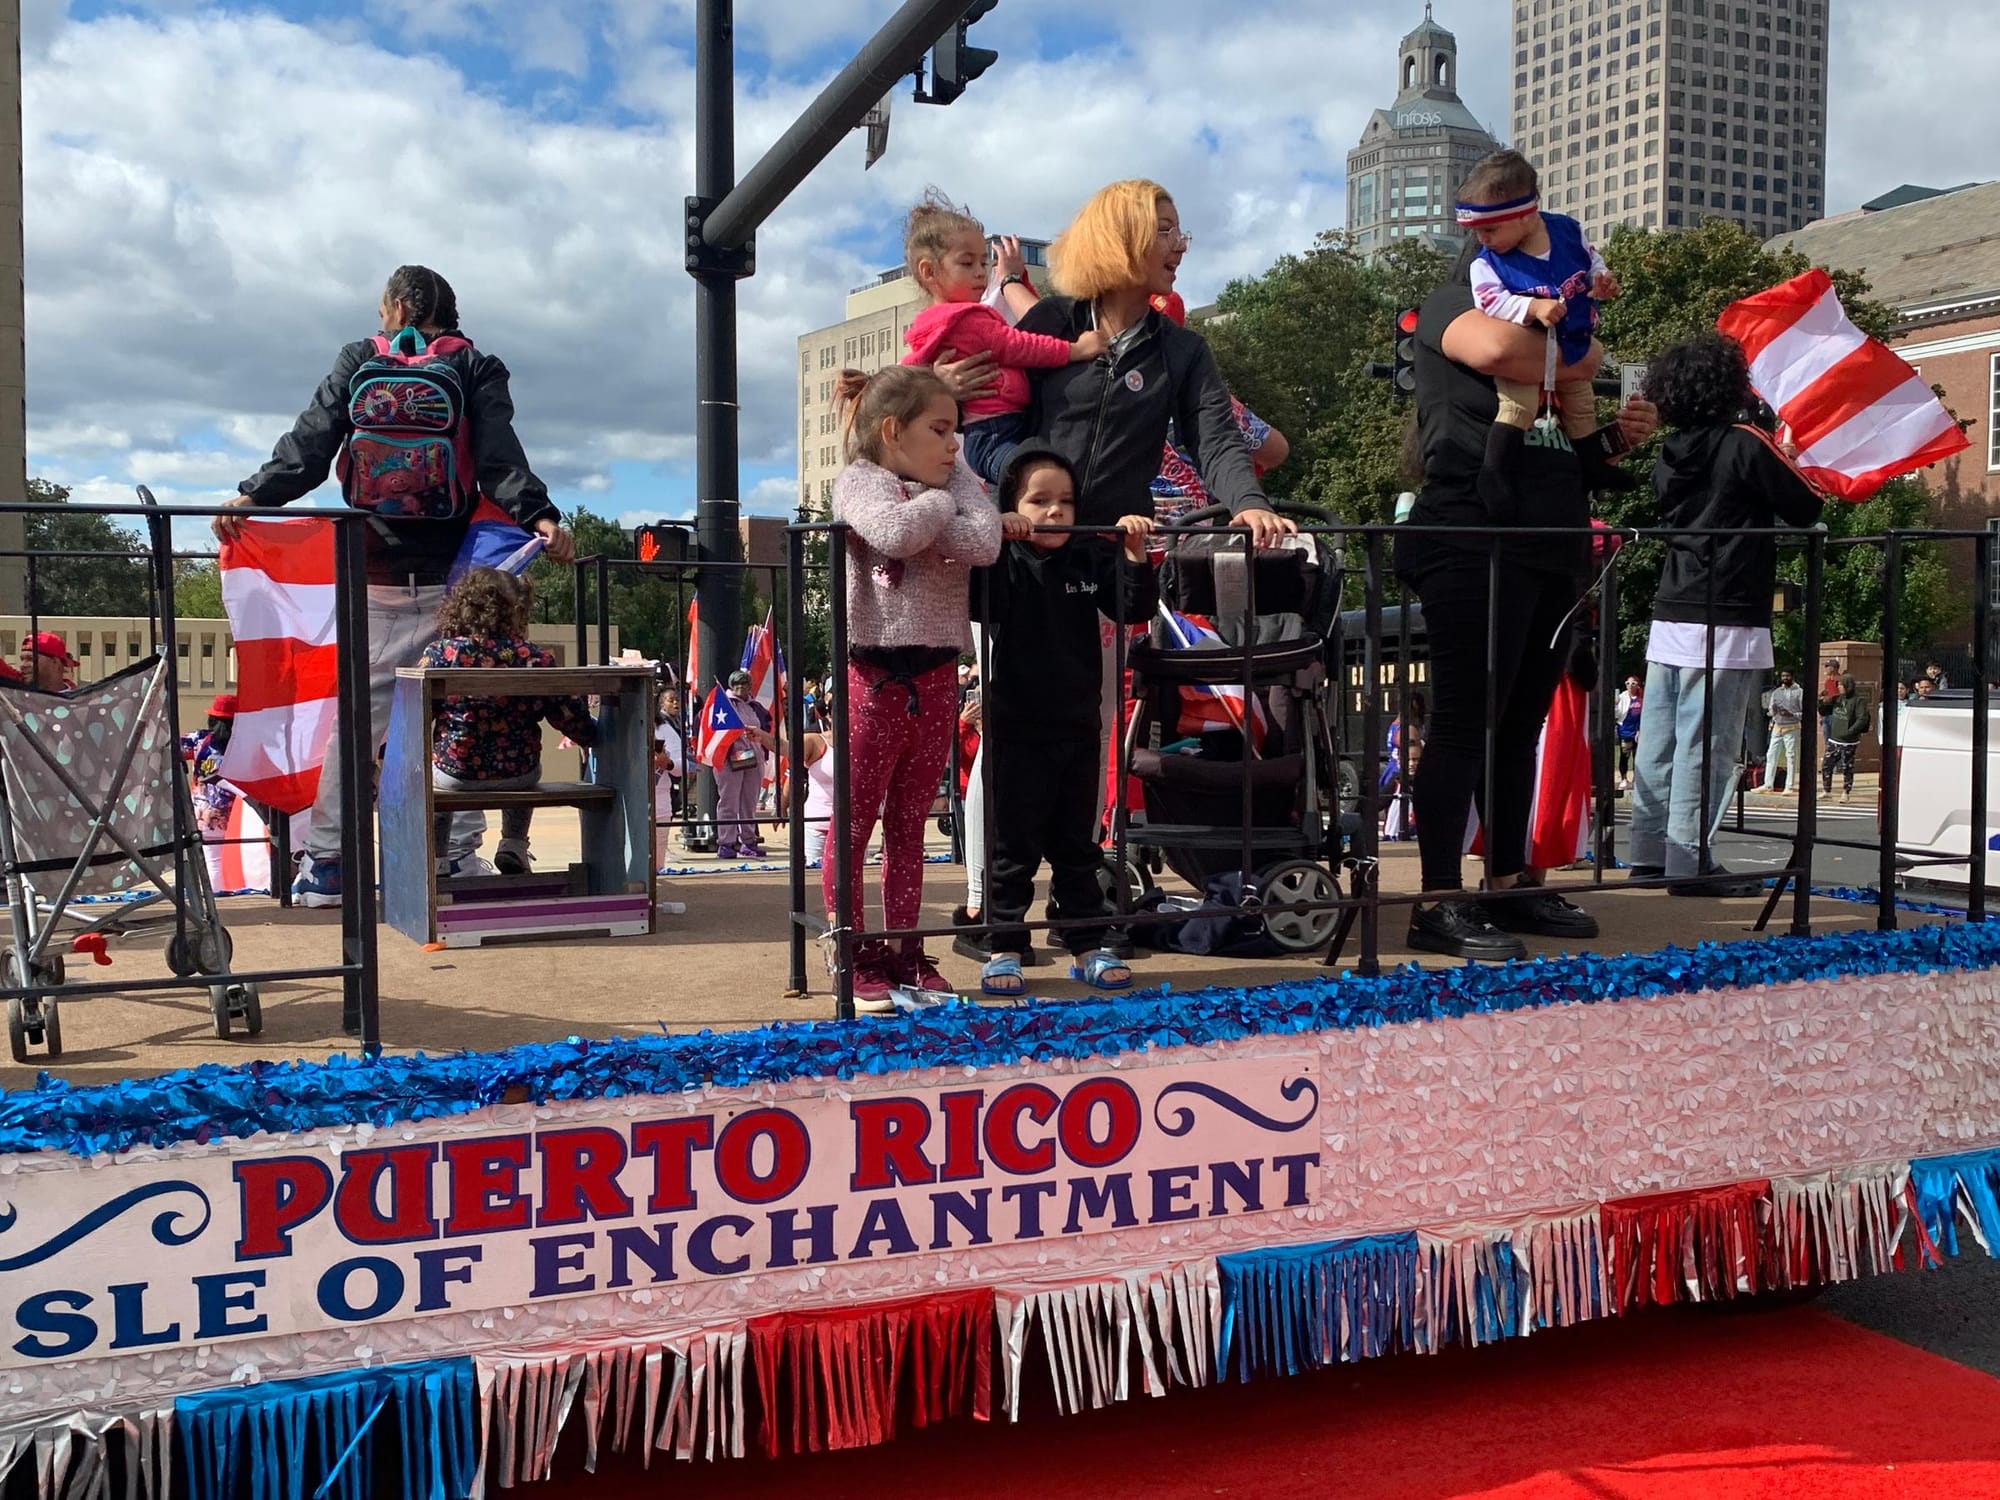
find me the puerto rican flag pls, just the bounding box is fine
[215,517,338,814]
[739,608,786,721]
[1158,605,1269,750]
[1717,269,1969,500]
[696,683,748,771]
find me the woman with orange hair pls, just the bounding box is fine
[948,180,1290,959]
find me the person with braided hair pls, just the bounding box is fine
[217,265,573,908]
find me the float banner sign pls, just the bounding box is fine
[0,1056,1320,1366]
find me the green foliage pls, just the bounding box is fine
[527,507,692,666]
[23,478,154,617]
[173,561,226,618]
[1772,477,1957,669]
[1204,234,1450,529]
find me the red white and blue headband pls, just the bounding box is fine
[1455,193,1539,228]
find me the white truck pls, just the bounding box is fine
[1891,696,2000,891]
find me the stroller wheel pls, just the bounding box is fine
[39,995,60,1058]
[1254,860,1341,954]
[1097,852,1155,906]
[6,996,26,1063]
[207,982,262,1040]
[6,992,58,1062]
[936,813,955,838]
[167,925,234,978]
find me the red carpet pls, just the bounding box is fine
[552,1304,2000,1499]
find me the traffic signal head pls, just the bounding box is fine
[927,0,1000,106]
[633,523,689,567]
[1391,308,1420,399]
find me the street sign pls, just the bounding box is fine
[1620,363,1649,403]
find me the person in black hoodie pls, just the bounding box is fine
[968,444,1158,997]
[1397,243,1655,961]
[1629,332,1824,894]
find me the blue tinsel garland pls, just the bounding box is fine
[3,921,1998,1159]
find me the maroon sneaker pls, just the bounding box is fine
[896,947,955,995]
[849,940,897,1013]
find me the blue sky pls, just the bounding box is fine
[21,0,1992,533]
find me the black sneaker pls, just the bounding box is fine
[1487,889,1600,939]
[1667,865,1765,898]
[1408,900,1527,962]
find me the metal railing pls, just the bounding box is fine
[782,515,1993,1019]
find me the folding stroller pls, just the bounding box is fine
[1118,506,1354,955]
[0,501,263,1062]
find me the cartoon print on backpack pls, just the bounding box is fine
[337,325,478,520]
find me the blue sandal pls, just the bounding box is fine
[980,953,1027,997]
[1069,949,1133,991]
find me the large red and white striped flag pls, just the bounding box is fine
[1717,269,1968,500]
[216,518,339,813]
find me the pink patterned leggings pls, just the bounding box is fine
[822,658,957,947]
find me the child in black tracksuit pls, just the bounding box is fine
[969,443,1158,995]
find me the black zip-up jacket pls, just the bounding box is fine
[970,537,1159,741]
[1016,298,1270,528]
[238,336,558,585]
[1651,424,1823,628]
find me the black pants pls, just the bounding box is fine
[987,733,1109,957]
[1409,559,1579,891]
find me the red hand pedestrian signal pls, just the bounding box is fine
[637,531,660,563]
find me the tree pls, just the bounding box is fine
[22,478,153,617]
[1204,234,1451,530]
[526,507,692,667]
[1591,219,1956,662]
[173,561,226,618]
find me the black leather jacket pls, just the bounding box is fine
[239,336,557,584]
[1017,297,1270,528]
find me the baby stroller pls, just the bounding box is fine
[0,496,260,1063]
[1118,505,1352,956]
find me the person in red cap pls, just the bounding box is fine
[21,631,76,692]
[181,693,242,850]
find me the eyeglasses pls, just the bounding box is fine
[1157,227,1192,249]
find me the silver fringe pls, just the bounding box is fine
[1418,1205,1609,1350]
[0,1408,171,1500]
[993,1261,1221,1422]
[468,1323,746,1493]
[1768,1163,1911,1286]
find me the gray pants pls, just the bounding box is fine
[433,767,540,855]
[716,761,763,848]
[307,583,483,864]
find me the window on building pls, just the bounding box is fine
[1990,353,2000,473]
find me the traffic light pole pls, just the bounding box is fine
[689,0,988,778]
[690,0,740,847]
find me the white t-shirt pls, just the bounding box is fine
[1645,620,1773,672]
[654,722,684,818]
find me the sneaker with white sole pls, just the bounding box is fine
[494,838,533,875]
[435,854,498,880]
[292,855,344,909]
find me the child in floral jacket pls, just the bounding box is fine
[420,568,597,875]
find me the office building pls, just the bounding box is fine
[1346,5,1498,256]
[1508,0,1828,243]
[795,238,1052,516]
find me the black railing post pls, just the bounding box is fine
[828,527,854,1021]
[1594,559,1620,881]
[594,554,612,665]
[1481,550,1500,893]
[785,526,810,994]
[1877,532,1901,930]
[572,559,588,670]
[1791,529,1824,938]
[332,516,380,1049]
[1698,534,1717,883]
[1358,533,1384,976]
[1973,528,1992,923]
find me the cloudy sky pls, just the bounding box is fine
[22,0,1997,529]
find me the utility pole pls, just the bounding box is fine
[685,0,998,778]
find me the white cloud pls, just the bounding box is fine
[19,0,1990,533]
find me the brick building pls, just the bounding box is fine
[1770,181,2000,649]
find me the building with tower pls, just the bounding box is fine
[1507,0,1829,244]
[1345,5,1499,257]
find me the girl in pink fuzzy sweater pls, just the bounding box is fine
[828,364,1002,1007]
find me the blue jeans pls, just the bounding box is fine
[960,411,1029,486]
[1629,661,1759,878]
